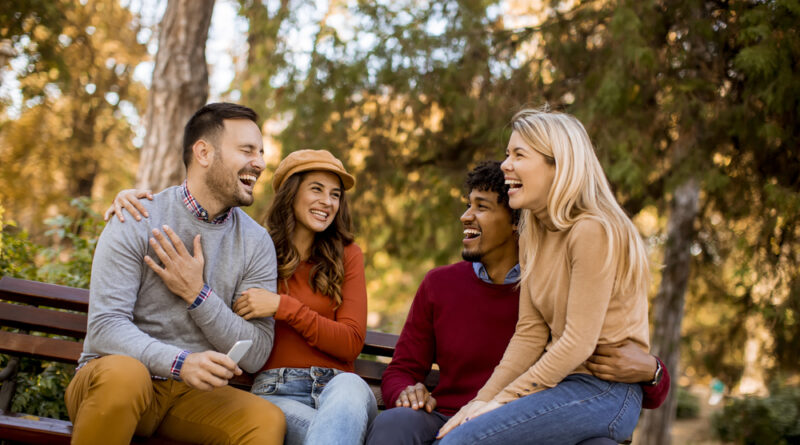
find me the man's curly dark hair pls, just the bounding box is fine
[464,160,520,225]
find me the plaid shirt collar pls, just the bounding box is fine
[181,181,233,224]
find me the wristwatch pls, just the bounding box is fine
[647,359,663,386]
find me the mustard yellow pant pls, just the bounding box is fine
[65,355,285,445]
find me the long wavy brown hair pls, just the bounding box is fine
[265,172,354,309]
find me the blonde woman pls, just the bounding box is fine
[437,108,652,444]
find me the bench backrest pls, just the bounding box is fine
[0,276,439,410]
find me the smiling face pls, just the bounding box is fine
[460,189,517,265]
[501,130,556,218]
[205,118,265,208]
[292,171,343,238]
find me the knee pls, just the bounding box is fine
[90,355,152,399]
[365,412,391,444]
[368,409,403,436]
[372,407,416,427]
[329,372,368,390]
[325,373,377,414]
[327,373,373,401]
[67,355,153,421]
[366,408,424,445]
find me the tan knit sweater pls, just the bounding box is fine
[475,218,650,404]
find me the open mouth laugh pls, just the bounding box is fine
[310,209,329,220]
[239,173,258,187]
[463,228,481,240]
[505,179,522,190]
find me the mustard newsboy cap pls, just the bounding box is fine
[272,149,355,192]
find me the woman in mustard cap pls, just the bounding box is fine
[105,149,376,445]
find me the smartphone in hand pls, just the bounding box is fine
[226,340,253,364]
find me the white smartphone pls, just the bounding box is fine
[226,339,253,364]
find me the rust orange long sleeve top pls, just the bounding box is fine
[259,243,367,372]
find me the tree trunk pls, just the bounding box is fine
[136,0,215,192]
[67,105,100,200]
[637,177,700,445]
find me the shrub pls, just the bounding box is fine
[712,382,800,445]
[0,199,102,419]
[0,207,38,280]
[5,356,74,420]
[676,386,701,419]
[0,198,102,285]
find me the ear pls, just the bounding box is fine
[192,139,214,168]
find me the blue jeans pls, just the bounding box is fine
[252,367,377,445]
[365,405,620,445]
[438,374,642,445]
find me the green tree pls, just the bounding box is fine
[235,0,546,328]
[0,0,147,235]
[534,0,800,442]
[0,0,65,95]
[236,4,799,441]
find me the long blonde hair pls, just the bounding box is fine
[512,108,649,297]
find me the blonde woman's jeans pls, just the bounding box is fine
[437,374,642,445]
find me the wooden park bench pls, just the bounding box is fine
[0,276,438,444]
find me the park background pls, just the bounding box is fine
[1,0,799,443]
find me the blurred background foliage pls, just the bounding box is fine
[1,0,799,441]
[0,199,103,419]
[712,380,800,445]
[0,0,147,235]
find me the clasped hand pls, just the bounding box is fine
[396,382,437,412]
[144,225,205,304]
[233,288,281,319]
[585,340,658,383]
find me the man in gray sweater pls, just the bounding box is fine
[65,103,286,444]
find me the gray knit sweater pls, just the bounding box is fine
[79,186,277,377]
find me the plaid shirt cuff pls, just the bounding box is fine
[170,350,190,380]
[188,284,212,310]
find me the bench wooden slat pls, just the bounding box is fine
[354,358,388,384]
[0,410,71,445]
[0,410,191,445]
[0,277,89,311]
[0,331,83,363]
[354,359,438,389]
[363,330,398,356]
[0,302,88,338]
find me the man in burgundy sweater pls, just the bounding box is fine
[366,161,669,445]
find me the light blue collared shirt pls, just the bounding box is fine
[472,262,521,284]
